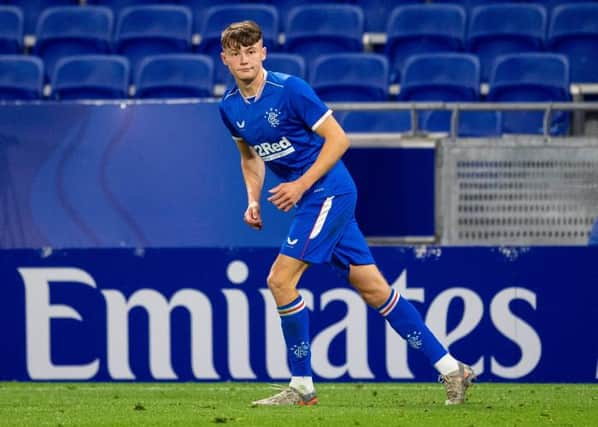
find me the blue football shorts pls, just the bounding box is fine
[279,191,375,275]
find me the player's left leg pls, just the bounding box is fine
[348,263,475,404]
[335,222,476,404]
[348,263,459,373]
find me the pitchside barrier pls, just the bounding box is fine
[0,247,597,383]
[0,100,597,382]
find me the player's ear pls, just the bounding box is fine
[262,46,267,61]
[220,51,227,65]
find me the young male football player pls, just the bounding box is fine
[218,20,476,406]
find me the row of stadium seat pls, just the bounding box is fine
[1,3,598,84]
[0,52,571,135]
[4,0,598,34]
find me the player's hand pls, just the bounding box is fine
[244,201,263,230]
[267,180,307,212]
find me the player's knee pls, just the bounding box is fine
[266,271,288,293]
[354,277,391,307]
[359,286,388,307]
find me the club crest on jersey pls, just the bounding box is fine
[264,108,281,128]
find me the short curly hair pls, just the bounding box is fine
[221,20,263,50]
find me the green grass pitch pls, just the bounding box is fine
[0,382,596,426]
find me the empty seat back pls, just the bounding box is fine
[400,53,480,131]
[0,6,24,53]
[488,53,571,135]
[0,56,44,100]
[285,5,364,61]
[10,0,76,35]
[547,3,598,82]
[87,0,176,14]
[356,0,424,33]
[264,53,305,80]
[34,6,113,78]
[51,55,129,100]
[135,54,214,98]
[468,4,547,81]
[386,4,466,83]
[310,53,388,101]
[115,5,192,73]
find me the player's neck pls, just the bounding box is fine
[238,69,266,102]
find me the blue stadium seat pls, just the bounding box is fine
[180,0,241,5]
[51,55,129,100]
[547,3,598,83]
[134,54,214,99]
[34,6,113,79]
[435,0,598,12]
[267,0,357,30]
[309,53,388,101]
[468,4,547,82]
[285,5,364,63]
[431,0,515,8]
[195,4,278,85]
[87,0,178,14]
[399,53,480,132]
[180,0,250,26]
[0,6,23,53]
[339,111,412,133]
[543,0,598,13]
[0,55,43,99]
[6,0,76,35]
[264,53,305,80]
[487,53,571,135]
[386,4,466,83]
[356,0,424,33]
[115,5,192,73]
[195,4,278,50]
[434,111,503,137]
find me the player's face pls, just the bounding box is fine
[221,40,266,83]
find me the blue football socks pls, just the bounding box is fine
[278,294,312,376]
[378,288,448,364]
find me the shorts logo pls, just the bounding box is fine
[286,237,299,246]
[236,120,246,129]
[264,108,281,128]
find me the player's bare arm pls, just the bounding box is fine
[267,115,350,212]
[236,138,265,230]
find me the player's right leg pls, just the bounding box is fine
[253,192,357,406]
[252,254,317,407]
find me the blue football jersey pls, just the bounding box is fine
[219,70,356,196]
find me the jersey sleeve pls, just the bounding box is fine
[286,76,332,131]
[218,103,243,141]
